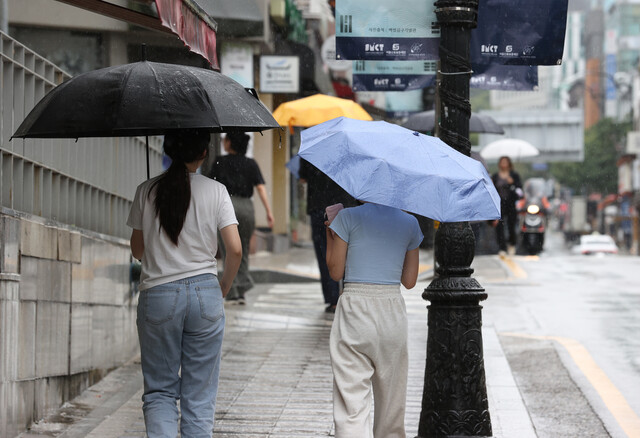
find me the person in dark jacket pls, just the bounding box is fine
[491,156,523,255]
[299,159,356,313]
[210,132,274,304]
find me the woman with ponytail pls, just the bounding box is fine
[209,132,274,304]
[127,129,242,437]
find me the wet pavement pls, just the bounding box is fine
[484,231,640,438]
[19,245,612,437]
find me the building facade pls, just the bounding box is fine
[0,1,337,435]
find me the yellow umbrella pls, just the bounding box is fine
[273,94,373,133]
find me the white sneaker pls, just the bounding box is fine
[508,245,516,256]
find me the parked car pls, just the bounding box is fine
[572,234,618,255]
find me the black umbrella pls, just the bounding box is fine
[12,61,280,177]
[402,110,505,134]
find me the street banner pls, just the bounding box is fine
[336,0,566,66]
[604,30,618,111]
[335,0,439,61]
[471,0,568,66]
[471,64,538,91]
[352,59,536,92]
[352,60,437,92]
[321,35,352,72]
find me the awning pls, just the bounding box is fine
[53,0,219,68]
[154,0,219,67]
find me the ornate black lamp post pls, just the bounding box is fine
[417,1,492,437]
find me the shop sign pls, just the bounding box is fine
[260,56,300,93]
[221,43,254,88]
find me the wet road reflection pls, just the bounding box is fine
[482,230,640,433]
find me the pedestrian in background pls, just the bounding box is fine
[299,158,356,313]
[491,155,523,255]
[210,132,274,304]
[325,202,423,438]
[128,130,242,437]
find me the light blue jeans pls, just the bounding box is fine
[137,273,225,438]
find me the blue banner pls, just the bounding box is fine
[605,54,617,100]
[337,0,567,66]
[352,60,437,92]
[352,59,536,92]
[470,64,538,91]
[471,0,568,66]
[335,0,439,61]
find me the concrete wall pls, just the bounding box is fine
[0,209,138,438]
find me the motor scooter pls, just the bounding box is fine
[517,179,550,255]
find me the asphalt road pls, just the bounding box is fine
[479,229,640,438]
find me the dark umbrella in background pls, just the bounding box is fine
[12,61,280,178]
[402,109,505,135]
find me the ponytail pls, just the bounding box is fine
[151,130,210,245]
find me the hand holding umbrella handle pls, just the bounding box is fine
[325,203,344,225]
[325,203,344,240]
[323,213,336,239]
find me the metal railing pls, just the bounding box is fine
[0,31,162,238]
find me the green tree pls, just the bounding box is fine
[549,118,630,195]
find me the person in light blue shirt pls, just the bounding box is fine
[328,203,423,285]
[325,202,423,438]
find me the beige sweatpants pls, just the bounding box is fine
[329,283,408,438]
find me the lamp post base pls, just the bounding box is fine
[417,222,492,438]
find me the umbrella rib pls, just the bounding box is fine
[115,64,138,132]
[146,63,173,131]
[187,67,222,131]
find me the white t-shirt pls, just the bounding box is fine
[127,173,238,291]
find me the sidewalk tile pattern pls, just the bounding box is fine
[30,270,536,438]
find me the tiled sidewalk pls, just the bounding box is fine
[27,253,536,438]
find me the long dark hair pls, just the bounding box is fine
[151,130,210,245]
[499,156,513,171]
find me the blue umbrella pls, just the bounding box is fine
[299,117,501,222]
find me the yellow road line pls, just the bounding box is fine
[499,255,528,279]
[502,332,640,438]
[418,263,432,274]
